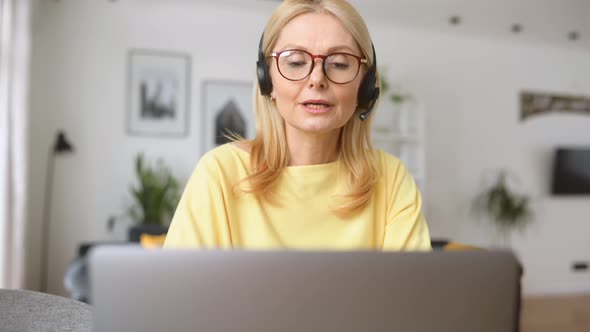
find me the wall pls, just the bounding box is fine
[372,26,590,294]
[28,0,590,295]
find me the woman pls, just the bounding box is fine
[164,0,430,250]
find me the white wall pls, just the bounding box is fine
[28,0,273,295]
[366,22,590,294]
[29,0,590,296]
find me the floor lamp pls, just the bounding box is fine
[40,130,74,293]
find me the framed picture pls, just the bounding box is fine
[202,80,254,153]
[127,49,191,137]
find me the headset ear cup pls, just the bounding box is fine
[357,66,377,110]
[257,34,273,96]
[357,44,378,120]
[257,60,272,96]
[357,75,374,110]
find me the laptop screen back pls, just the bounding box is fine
[89,247,520,332]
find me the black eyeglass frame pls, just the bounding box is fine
[269,49,368,84]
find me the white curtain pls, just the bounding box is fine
[0,0,32,289]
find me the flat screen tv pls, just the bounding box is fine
[551,147,590,195]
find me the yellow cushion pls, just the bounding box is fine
[443,242,482,251]
[140,233,167,248]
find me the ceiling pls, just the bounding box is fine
[256,0,590,50]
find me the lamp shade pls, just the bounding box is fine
[53,131,74,154]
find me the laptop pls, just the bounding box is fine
[89,247,521,332]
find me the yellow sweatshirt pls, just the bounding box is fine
[164,143,430,251]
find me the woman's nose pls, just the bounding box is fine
[308,58,327,89]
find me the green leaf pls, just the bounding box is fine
[126,153,181,226]
[472,171,533,231]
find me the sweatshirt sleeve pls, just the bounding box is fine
[164,154,233,249]
[382,158,431,251]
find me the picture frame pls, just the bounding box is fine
[520,90,590,121]
[202,80,254,153]
[127,49,191,137]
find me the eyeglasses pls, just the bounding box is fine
[270,49,367,84]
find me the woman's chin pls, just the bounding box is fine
[290,119,344,136]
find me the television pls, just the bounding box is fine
[551,147,590,195]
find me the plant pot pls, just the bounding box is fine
[128,224,169,243]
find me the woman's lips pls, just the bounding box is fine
[301,100,333,114]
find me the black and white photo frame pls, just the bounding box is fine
[127,49,191,137]
[202,80,254,153]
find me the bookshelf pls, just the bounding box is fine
[372,97,426,198]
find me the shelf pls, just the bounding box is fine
[371,98,426,205]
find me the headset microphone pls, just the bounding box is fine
[358,86,380,121]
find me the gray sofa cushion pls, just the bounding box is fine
[0,288,93,332]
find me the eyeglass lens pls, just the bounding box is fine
[276,50,360,83]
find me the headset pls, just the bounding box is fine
[256,34,380,121]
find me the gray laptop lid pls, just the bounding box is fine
[89,247,520,332]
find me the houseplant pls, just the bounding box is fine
[473,170,534,245]
[108,153,180,241]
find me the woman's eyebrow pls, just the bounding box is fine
[326,45,357,53]
[275,44,358,54]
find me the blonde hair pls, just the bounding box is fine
[239,0,381,216]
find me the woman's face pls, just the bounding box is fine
[270,12,364,137]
